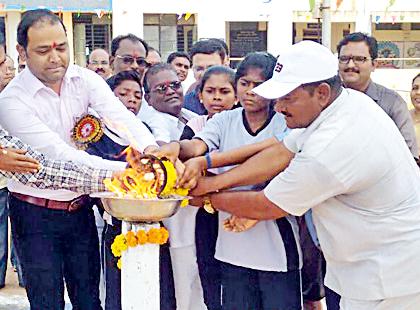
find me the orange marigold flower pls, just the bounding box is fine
[136,230,148,245]
[147,228,161,244]
[126,231,138,247]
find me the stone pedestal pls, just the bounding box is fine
[121,221,160,310]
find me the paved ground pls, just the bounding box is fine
[0,265,72,310]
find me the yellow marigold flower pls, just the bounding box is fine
[126,231,138,248]
[136,230,148,245]
[117,258,122,270]
[111,243,122,257]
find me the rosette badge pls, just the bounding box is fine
[72,114,104,149]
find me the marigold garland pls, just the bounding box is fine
[111,227,169,269]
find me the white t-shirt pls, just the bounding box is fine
[144,107,198,248]
[195,108,300,272]
[264,88,420,300]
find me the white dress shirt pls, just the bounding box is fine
[143,107,198,248]
[264,89,420,300]
[0,65,157,201]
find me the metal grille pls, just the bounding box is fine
[85,23,112,52]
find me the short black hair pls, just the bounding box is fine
[235,52,277,86]
[17,9,66,50]
[208,38,229,57]
[148,46,161,57]
[199,66,236,93]
[189,39,226,63]
[106,70,142,92]
[301,74,342,96]
[413,73,420,85]
[143,63,177,94]
[111,34,149,57]
[167,51,191,66]
[337,32,378,60]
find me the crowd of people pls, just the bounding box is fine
[0,8,419,310]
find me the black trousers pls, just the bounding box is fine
[195,208,221,310]
[220,262,302,310]
[9,194,101,310]
[102,221,176,310]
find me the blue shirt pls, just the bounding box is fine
[183,87,207,115]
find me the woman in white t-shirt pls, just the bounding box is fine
[180,66,237,310]
[165,53,301,309]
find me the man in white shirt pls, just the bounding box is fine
[187,41,420,309]
[0,9,159,309]
[143,63,205,310]
[87,48,112,80]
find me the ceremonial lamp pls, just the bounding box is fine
[92,153,187,310]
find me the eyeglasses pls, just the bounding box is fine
[115,55,150,68]
[90,60,109,65]
[338,55,372,65]
[153,81,182,94]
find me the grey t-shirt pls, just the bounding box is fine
[195,108,301,271]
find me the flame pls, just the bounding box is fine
[104,146,163,198]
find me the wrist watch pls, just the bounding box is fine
[203,195,215,214]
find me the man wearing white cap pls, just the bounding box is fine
[185,40,420,309]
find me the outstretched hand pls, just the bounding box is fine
[176,157,205,189]
[0,148,40,173]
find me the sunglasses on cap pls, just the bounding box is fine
[115,55,151,68]
[153,81,182,94]
[338,55,372,65]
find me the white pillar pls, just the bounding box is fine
[267,3,293,55]
[73,24,86,67]
[121,221,160,310]
[5,11,20,64]
[112,0,144,38]
[321,0,332,49]
[62,12,74,64]
[355,0,371,34]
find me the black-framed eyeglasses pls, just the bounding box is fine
[116,55,150,68]
[153,81,182,94]
[338,55,372,65]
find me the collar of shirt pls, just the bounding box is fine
[364,80,379,102]
[22,65,80,98]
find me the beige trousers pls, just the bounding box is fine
[340,292,420,310]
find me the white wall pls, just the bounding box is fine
[112,0,294,49]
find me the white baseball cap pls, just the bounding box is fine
[253,41,338,99]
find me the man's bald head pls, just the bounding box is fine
[87,48,112,79]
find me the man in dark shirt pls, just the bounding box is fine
[337,32,418,160]
[184,39,226,115]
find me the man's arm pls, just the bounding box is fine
[191,141,295,196]
[191,190,288,220]
[0,99,126,172]
[177,137,281,188]
[0,130,115,193]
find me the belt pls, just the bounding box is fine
[11,192,90,212]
